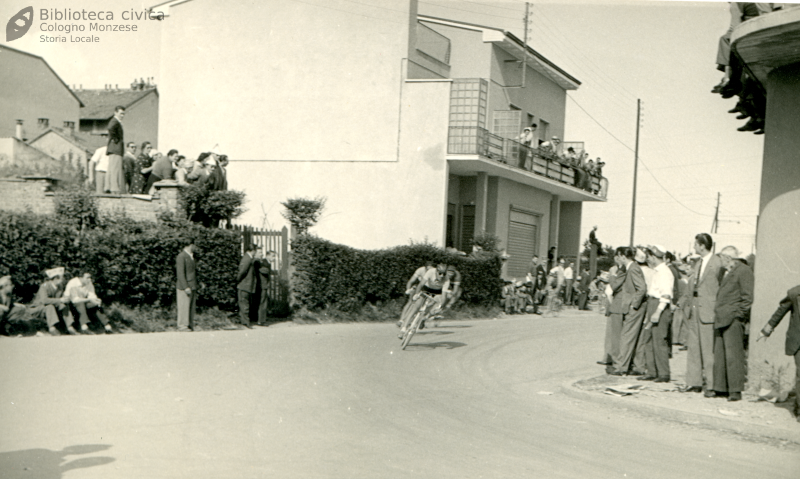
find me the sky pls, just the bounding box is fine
[1,0,772,257]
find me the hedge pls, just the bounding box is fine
[0,212,240,309]
[291,236,503,311]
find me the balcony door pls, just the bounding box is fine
[460,205,475,253]
[506,207,540,279]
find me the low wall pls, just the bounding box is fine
[0,177,180,222]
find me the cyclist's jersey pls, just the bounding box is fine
[445,269,462,294]
[409,266,433,288]
[420,268,448,294]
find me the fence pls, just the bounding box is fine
[230,224,291,317]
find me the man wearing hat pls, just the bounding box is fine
[0,276,28,336]
[31,267,75,335]
[712,246,753,401]
[640,245,675,382]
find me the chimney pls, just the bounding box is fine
[38,118,49,129]
[15,120,23,140]
[63,121,75,133]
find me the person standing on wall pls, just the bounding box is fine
[105,106,126,194]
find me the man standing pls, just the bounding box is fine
[564,261,575,306]
[30,268,75,335]
[176,240,199,332]
[759,284,800,421]
[237,244,260,329]
[682,233,722,396]
[105,106,126,194]
[607,247,648,375]
[64,272,113,334]
[91,144,109,194]
[257,250,277,325]
[640,245,675,383]
[123,142,138,193]
[712,246,754,401]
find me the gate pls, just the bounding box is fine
[231,225,290,317]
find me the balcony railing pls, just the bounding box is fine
[448,126,608,198]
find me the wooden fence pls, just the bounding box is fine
[230,224,291,317]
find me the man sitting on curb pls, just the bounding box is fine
[64,272,113,334]
[0,275,28,336]
[30,267,75,336]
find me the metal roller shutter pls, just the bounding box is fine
[506,209,539,278]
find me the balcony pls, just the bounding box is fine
[447,126,607,201]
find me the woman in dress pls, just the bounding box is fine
[131,141,154,194]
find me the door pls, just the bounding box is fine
[506,208,540,279]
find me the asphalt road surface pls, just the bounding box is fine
[1,313,798,478]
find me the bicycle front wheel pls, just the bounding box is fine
[401,311,423,350]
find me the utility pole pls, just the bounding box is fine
[521,3,531,89]
[712,192,721,234]
[629,99,641,246]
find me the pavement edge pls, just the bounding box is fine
[560,378,800,445]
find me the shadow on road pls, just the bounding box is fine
[406,341,466,351]
[440,324,472,329]
[416,331,453,336]
[0,444,114,479]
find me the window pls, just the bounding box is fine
[538,119,550,145]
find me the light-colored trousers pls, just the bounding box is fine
[95,171,107,193]
[176,288,196,330]
[685,306,715,389]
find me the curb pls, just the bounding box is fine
[560,378,800,445]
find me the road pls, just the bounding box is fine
[1,312,798,478]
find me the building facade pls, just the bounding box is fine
[74,86,160,152]
[0,45,82,142]
[155,0,606,274]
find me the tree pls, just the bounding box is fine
[472,230,502,253]
[281,196,326,236]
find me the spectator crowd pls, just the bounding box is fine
[88,105,230,195]
[515,122,607,196]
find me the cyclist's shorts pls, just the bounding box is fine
[423,286,443,295]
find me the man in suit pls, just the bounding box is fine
[258,250,278,324]
[712,246,754,401]
[176,240,200,332]
[759,284,800,421]
[682,233,722,396]
[607,247,648,376]
[105,106,126,194]
[237,244,261,328]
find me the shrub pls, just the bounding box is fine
[291,236,502,311]
[281,196,326,235]
[472,230,502,253]
[0,211,241,309]
[179,184,246,227]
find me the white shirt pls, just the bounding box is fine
[698,251,713,282]
[63,277,99,303]
[647,262,674,307]
[564,267,573,280]
[92,146,109,172]
[640,263,654,288]
[420,268,449,292]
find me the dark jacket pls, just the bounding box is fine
[107,117,124,156]
[176,250,198,290]
[766,285,800,356]
[713,261,754,329]
[237,253,257,293]
[258,260,272,290]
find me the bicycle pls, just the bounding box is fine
[400,292,439,350]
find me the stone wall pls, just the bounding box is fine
[0,177,180,222]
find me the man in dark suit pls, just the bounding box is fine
[105,106,126,194]
[257,251,278,324]
[712,246,754,401]
[759,284,800,421]
[237,244,260,328]
[607,246,648,375]
[176,240,199,332]
[683,233,723,396]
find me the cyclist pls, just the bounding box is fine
[399,262,434,327]
[399,262,449,338]
[441,265,462,313]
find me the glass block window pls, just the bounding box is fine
[449,79,487,129]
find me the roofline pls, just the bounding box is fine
[418,14,580,88]
[78,88,159,120]
[0,44,85,107]
[29,128,93,152]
